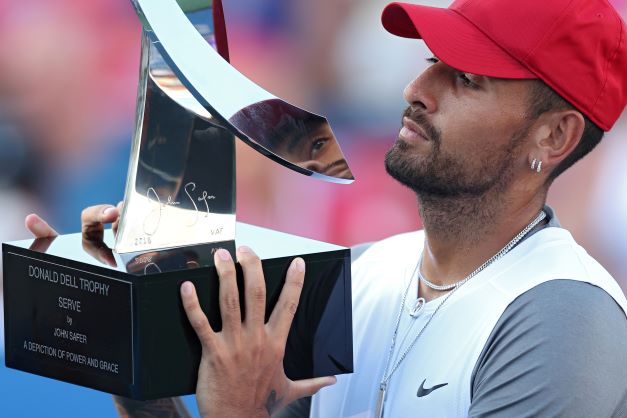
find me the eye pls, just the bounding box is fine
[426,57,439,65]
[458,72,478,88]
[311,138,328,159]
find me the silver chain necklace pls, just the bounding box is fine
[420,269,464,291]
[374,210,546,418]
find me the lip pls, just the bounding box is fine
[400,117,430,142]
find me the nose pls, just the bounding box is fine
[403,67,438,114]
[300,159,325,172]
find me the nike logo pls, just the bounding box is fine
[416,379,448,397]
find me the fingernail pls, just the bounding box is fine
[216,248,232,261]
[237,245,252,254]
[103,207,116,216]
[293,257,305,273]
[181,281,193,296]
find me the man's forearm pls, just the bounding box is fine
[113,396,193,418]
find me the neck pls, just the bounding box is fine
[418,192,502,247]
[417,188,545,300]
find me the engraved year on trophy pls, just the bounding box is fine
[3,0,354,400]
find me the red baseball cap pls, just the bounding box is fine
[382,0,627,132]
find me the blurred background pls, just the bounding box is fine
[0,0,625,416]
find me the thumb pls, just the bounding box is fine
[289,375,337,400]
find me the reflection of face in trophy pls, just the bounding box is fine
[230,99,352,179]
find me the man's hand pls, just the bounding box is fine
[25,202,123,240]
[25,203,122,267]
[24,213,59,238]
[180,246,336,418]
[81,202,123,240]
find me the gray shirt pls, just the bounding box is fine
[277,207,627,417]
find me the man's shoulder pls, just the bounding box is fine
[470,279,627,417]
[491,279,627,349]
[488,224,627,313]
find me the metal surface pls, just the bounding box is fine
[131,0,354,183]
[116,0,354,253]
[115,31,237,254]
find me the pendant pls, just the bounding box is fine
[409,297,426,317]
[375,383,386,418]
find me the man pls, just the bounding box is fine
[27,0,627,417]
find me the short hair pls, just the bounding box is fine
[527,80,604,183]
[230,99,326,151]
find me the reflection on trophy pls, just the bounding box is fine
[230,99,353,179]
[3,0,353,400]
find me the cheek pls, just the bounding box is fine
[433,113,489,157]
[315,144,339,165]
[327,141,344,160]
[435,99,527,158]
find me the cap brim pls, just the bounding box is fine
[382,2,535,79]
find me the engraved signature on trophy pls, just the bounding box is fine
[141,182,217,240]
[184,182,216,225]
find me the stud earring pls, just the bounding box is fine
[530,158,542,173]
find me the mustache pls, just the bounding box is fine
[402,107,440,143]
[323,158,349,173]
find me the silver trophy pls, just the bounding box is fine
[3,0,353,399]
[116,0,353,254]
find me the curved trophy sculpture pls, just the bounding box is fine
[115,0,354,253]
[2,0,353,401]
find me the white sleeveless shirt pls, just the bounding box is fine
[310,226,627,418]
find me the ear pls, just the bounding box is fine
[528,110,585,175]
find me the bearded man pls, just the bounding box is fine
[27,0,627,417]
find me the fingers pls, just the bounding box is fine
[290,376,337,399]
[112,201,123,236]
[180,281,216,348]
[268,258,305,341]
[81,204,120,238]
[25,213,58,238]
[214,249,241,334]
[237,246,266,327]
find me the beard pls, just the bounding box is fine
[385,107,529,200]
